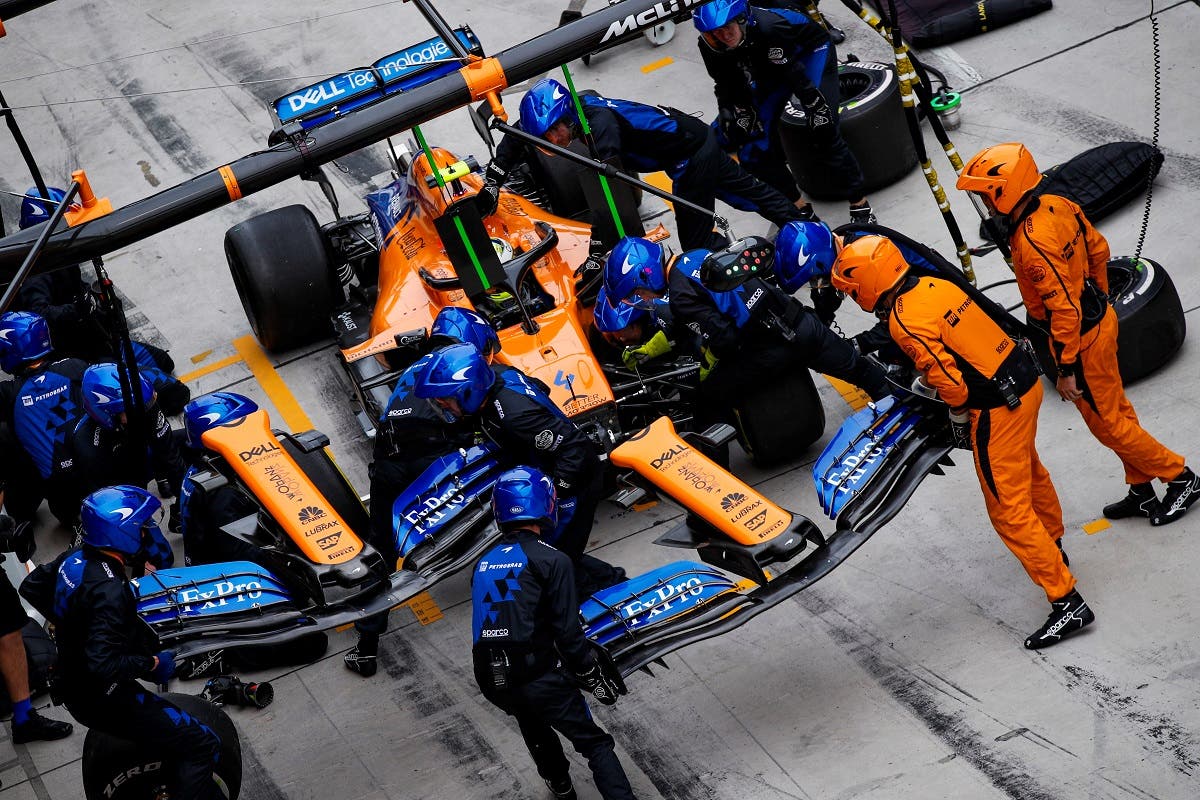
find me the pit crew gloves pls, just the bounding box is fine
[949,407,971,451]
[148,650,177,684]
[718,105,761,147]
[809,285,843,326]
[574,662,621,706]
[797,87,835,143]
[621,331,672,369]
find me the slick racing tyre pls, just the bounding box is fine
[733,368,826,466]
[226,204,338,353]
[82,693,242,800]
[780,62,918,200]
[1027,257,1185,384]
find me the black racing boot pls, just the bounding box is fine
[1024,590,1094,650]
[1150,467,1200,527]
[796,202,821,223]
[848,202,877,226]
[12,708,74,743]
[1103,482,1158,520]
[545,777,578,799]
[344,636,378,677]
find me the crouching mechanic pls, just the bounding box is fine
[958,143,1199,526]
[602,236,890,434]
[20,486,224,799]
[482,78,807,251]
[833,235,1093,649]
[473,466,635,800]
[413,343,625,597]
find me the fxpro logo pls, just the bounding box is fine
[600,0,704,43]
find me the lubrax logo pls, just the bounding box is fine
[239,442,280,462]
[600,0,704,43]
[650,444,689,470]
[298,506,326,524]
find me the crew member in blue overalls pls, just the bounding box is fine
[693,0,876,224]
[481,78,808,253]
[472,466,634,800]
[602,236,889,434]
[19,486,224,799]
[413,343,625,595]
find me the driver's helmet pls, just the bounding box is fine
[80,485,173,569]
[693,0,750,49]
[183,391,260,449]
[430,306,501,359]
[592,285,648,334]
[519,78,573,138]
[81,363,155,430]
[412,343,497,416]
[602,237,668,310]
[492,465,558,530]
[0,311,53,374]
[774,221,838,294]
[19,186,66,230]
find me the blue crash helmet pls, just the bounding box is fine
[184,391,260,449]
[492,465,558,529]
[519,78,573,138]
[412,343,497,417]
[694,0,750,49]
[774,221,838,294]
[19,186,66,230]
[0,311,53,373]
[430,306,501,359]
[602,237,668,310]
[81,363,155,430]
[81,485,174,568]
[592,285,648,334]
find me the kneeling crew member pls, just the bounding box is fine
[958,142,1199,526]
[833,235,1093,649]
[473,466,635,800]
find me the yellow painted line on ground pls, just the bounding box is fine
[641,56,674,73]
[178,353,243,384]
[824,375,872,412]
[643,171,673,210]
[190,349,214,364]
[407,594,445,625]
[1083,518,1111,535]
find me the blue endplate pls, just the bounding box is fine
[393,444,502,558]
[132,562,296,627]
[581,561,742,647]
[813,397,925,518]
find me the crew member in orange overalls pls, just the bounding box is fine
[958,143,1199,526]
[833,235,1093,649]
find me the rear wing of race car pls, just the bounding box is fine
[270,27,484,133]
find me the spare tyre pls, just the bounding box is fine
[82,692,242,799]
[780,62,918,200]
[733,368,826,466]
[1026,257,1185,384]
[226,205,338,353]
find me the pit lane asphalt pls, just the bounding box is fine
[1,1,1199,798]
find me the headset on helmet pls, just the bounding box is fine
[80,485,174,569]
[19,186,67,230]
[412,343,497,417]
[956,143,1042,216]
[774,221,837,294]
[81,363,155,430]
[0,311,53,373]
[430,306,501,358]
[592,285,648,334]
[184,391,260,449]
[693,0,749,48]
[602,237,668,310]
[519,78,574,138]
[492,466,558,530]
[831,235,911,313]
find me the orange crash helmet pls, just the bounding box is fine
[831,235,910,313]
[956,142,1041,215]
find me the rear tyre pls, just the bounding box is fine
[82,692,242,800]
[733,369,826,466]
[226,205,338,352]
[1027,257,1185,384]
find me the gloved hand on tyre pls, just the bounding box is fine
[797,86,835,142]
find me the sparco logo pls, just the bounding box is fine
[298,506,326,524]
[239,442,280,462]
[745,287,764,310]
[600,0,704,43]
[650,443,688,470]
[480,628,509,638]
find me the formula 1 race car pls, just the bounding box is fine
[221,28,825,462]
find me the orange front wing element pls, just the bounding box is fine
[611,417,792,546]
[201,409,364,565]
